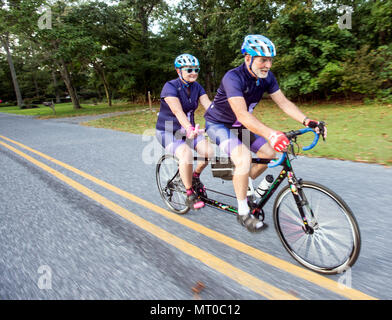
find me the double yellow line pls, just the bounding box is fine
[0,135,377,300]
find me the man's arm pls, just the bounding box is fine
[228,96,274,138]
[228,96,290,152]
[270,89,327,138]
[269,89,306,123]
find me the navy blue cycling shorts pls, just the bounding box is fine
[205,121,267,156]
[156,129,205,155]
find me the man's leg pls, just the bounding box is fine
[205,122,250,207]
[194,136,214,175]
[230,143,252,203]
[204,122,263,231]
[249,143,276,180]
[231,143,264,231]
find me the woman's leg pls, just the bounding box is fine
[174,143,194,190]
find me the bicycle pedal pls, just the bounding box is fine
[251,208,265,222]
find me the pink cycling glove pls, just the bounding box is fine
[268,131,290,152]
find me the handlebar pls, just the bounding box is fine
[194,124,205,134]
[268,127,320,168]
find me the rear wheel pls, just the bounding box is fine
[273,181,361,275]
[156,154,190,214]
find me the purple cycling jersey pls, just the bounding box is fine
[204,63,279,125]
[156,78,206,132]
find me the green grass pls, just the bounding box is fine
[0,101,151,118]
[252,100,392,166]
[84,100,392,166]
[84,108,160,135]
[2,100,391,166]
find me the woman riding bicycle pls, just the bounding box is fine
[156,54,214,210]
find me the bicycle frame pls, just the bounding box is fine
[190,127,320,231]
[193,155,314,233]
[193,157,284,213]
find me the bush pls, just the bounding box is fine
[337,45,392,101]
[0,101,17,107]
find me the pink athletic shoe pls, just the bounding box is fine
[186,190,205,210]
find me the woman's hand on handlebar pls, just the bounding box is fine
[186,124,204,139]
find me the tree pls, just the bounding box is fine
[0,1,28,107]
[121,0,164,100]
[0,32,24,106]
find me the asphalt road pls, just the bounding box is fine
[0,112,391,300]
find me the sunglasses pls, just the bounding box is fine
[183,68,200,74]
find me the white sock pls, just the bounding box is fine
[237,198,249,216]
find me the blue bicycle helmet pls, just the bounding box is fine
[174,54,200,87]
[241,35,276,57]
[174,54,200,69]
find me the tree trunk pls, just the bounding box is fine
[137,4,153,102]
[141,21,149,103]
[204,64,213,98]
[1,33,23,107]
[248,16,254,34]
[102,71,111,106]
[51,70,61,103]
[93,62,112,106]
[58,58,81,109]
[33,73,40,97]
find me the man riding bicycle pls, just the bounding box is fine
[204,35,327,232]
[156,54,214,210]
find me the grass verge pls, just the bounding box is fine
[84,100,392,166]
[0,101,151,119]
[2,100,391,165]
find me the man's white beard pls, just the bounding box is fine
[253,68,269,78]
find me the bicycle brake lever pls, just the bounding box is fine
[196,124,206,134]
[318,121,326,142]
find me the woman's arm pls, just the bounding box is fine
[164,96,192,130]
[199,94,212,111]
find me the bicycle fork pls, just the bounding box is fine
[286,171,317,234]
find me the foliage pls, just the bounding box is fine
[336,44,392,101]
[0,0,391,104]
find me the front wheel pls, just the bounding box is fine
[273,181,361,275]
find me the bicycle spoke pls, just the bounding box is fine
[317,228,352,255]
[280,203,303,226]
[275,182,360,274]
[156,155,189,214]
[279,211,306,244]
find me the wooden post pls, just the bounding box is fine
[148,91,152,112]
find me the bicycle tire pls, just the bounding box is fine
[156,154,190,214]
[273,180,361,275]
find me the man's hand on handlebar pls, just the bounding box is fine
[303,118,327,141]
[268,131,290,152]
